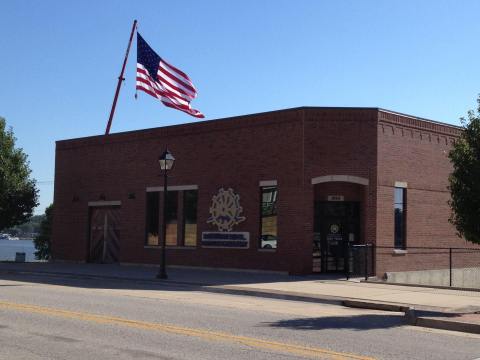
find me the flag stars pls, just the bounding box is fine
[136,33,204,118]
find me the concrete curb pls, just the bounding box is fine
[2,267,480,335]
[205,285,345,306]
[342,300,410,313]
[343,299,480,335]
[414,317,480,334]
[0,268,421,309]
[0,268,345,306]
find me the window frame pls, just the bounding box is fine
[144,186,199,249]
[145,191,160,246]
[183,189,198,247]
[394,186,407,249]
[164,190,179,246]
[259,184,278,251]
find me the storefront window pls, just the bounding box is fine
[260,186,278,249]
[394,187,406,249]
[146,189,198,247]
[165,191,178,246]
[146,192,159,246]
[183,190,198,246]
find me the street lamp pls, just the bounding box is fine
[157,148,175,279]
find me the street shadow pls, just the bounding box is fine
[0,271,357,307]
[0,272,205,292]
[263,314,405,331]
[0,262,354,290]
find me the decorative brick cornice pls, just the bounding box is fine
[56,107,462,151]
[378,109,461,137]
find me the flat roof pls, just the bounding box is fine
[57,106,461,144]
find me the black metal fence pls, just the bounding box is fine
[346,244,480,289]
[345,244,375,280]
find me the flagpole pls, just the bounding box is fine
[105,19,138,135]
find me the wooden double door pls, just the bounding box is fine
[88,207,121,263]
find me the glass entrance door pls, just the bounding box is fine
[313,202,360,273]
[325,220,346,272]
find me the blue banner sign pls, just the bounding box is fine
[201,232,250,248]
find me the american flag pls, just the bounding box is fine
[136,33,204,118]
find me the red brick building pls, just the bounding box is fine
[52,107,469,276]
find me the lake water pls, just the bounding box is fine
[0,239,38,262]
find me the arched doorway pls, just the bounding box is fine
[311,175,369,273]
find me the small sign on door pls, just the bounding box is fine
[327,195,344,201]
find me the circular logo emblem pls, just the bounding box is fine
[207,188,246,232]
[330,224,340,234]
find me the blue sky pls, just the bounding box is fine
[1,1,479,214]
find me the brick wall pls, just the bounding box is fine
[375,110,475,276]
[304,108,378,248]
[52,107,474,276]
[53,109,308,274]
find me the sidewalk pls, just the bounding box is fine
[1,262,479,333]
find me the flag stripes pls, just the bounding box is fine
[136,33,204,118]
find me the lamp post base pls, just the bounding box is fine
[156,272,168,280]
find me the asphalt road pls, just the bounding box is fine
[0,273,479,360]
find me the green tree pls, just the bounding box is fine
[448,96,480,244]
[34,204,53,260]
[0,117,39,230]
